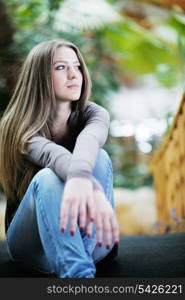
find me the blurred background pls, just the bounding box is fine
[0,0,185,240]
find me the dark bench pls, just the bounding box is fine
[0,233,185,277]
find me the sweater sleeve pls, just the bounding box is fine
[67,102,110,180]
[26,136,102,191]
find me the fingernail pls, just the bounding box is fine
[115,241,119,246]
[61,227,65,233]
[80,227,84,232]
[87,233,91,238]
[70,231,74,236]
[90,217,94,222]
[98,242,102,247]
[106,245,110,249]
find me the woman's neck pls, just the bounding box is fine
[54,101,72,122]
[50,101,72,142]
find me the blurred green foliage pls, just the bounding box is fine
[1,0,185,189]
[2,0,185,108]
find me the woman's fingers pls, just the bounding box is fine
[100,211,118,248]
[83,195,95,236]
[96,214,103,246]
[103,215,111,249]
[87,195,95,222]
[59,177,94,235]
[79,201,86,230]
[61,196,91,235]
[86,217,93,237]
[93,190,119,248]
[60,196,80,234]
[60,199,70,232]
[69,200,79,235]
[110,213,120,245]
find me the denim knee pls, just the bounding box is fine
[32,168,64,189]
[97,148,111,161]
[31,168,65,207]
[33,167,59,182]
[94,149,113,176]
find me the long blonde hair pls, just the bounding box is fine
[0,39,91,204]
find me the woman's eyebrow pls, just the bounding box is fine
[53,60,80,65]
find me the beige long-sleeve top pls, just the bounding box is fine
[27,101,110,189]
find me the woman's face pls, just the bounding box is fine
[52,46,83,102]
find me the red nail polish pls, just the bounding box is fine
[87,233,91,238]
[61,228,65,233]
[80,227,84,232]
[90,217,94,222]
[70,231,74,236]
[98,242,102,247]
[115,241,119,246]
[106,245,110,249]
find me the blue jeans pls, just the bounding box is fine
[6,149,115,278]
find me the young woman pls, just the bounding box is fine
[0,39,119,278]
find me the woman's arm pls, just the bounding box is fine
[67,101,110,180]
[27,134,103,191]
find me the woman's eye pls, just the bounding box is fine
[56,65,65,70]
[55,65,81,71]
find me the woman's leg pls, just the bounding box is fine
[6,168,96,278]
[85,149,117,264]
[6,149,116,277]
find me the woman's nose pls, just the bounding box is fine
[67,67,76,79]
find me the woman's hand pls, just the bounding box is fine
[92,190,120,248]
[60,177,95,235]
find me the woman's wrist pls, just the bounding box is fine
[66,174,103,192]
[91,177,103,192]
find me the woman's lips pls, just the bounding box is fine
[67,84,80,88]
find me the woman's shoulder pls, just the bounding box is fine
[83,100,106,111]
[82,101,109,118]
